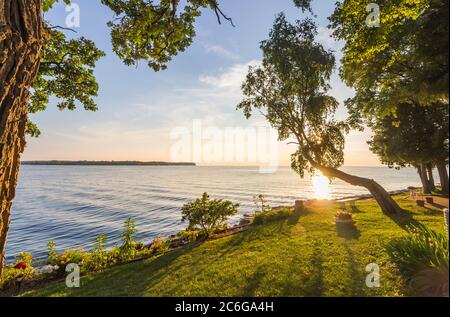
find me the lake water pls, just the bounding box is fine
[6,165,424,262]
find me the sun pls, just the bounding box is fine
[311,172,331,200]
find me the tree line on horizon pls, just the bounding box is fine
[0,0,448,277]
[21,160,196,166]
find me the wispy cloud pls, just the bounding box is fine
[199,60,261,89]
[204,44,240,60]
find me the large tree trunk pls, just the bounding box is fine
[418,164,432,194]
[437,161,449,196]
[427,163,436,192]
[309,161,402,214]
[0,0,42,279]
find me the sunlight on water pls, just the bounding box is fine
[311,172,331,200]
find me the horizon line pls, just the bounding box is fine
[20,160,400,168]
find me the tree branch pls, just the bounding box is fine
[209,0,235,27]
[48,25,77,33]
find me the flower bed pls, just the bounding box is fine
[334,211,355,225]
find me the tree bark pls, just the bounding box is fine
[418,164,432,194]
[426,163,436,192]
[437,161,449,196]
[309,161,403,214]
[0,0,43,279]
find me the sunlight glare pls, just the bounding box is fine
[312,172,331,200]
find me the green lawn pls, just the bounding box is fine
[23,195,446,297]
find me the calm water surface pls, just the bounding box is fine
[7,165,424,262]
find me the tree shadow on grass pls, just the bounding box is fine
[28,241,208,297]
[287,206,315,225]
[149,227,268,295]
[351,205,364,213]
[423,205,445,215]
[240,267,267,296]
[343,243,365,296]
[302,245,324,296]
[95,246,196,296]
[386,209,421,231]
[287,209,301,225]
[336,224,361,240]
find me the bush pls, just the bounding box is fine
[86,234,118,271]
[47,240,89,270]
[386,224,449,296]
[147,238,169,256]
[119,218,139,261]
[176,229,200,242]
[181,192,239,236]
[253,208,293,225]
[58,249,90,269]
[47,240,58,264]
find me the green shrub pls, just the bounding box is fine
[47,237,115,274]
[181,192,239,236]
[147,238,169,256]
[47,240,88,270]
[176,229,200,242]
[47,240,58,264]
[386,224,449,296]
[86,234,118,271]
[57,248,90,269]
[119,218,139,261]
[253,208,293,225]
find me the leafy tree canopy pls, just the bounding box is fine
[100,0,228,71]
[293,0,313,13]
[31,0,234,136]
[28,27,105,137]
[368,102,449,168]
[329,0,449,118]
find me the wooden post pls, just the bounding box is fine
[295,200,304,214]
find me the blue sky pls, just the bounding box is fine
[24,0,381,166]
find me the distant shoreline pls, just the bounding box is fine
[21,160,196,166]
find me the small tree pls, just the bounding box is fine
[181,193,239,236]
[253,194,270,215]
[119,218,138,261]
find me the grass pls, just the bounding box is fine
[22,195,447,297]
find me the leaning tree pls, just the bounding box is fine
[0,0,239,278]
[238,14,403,214]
